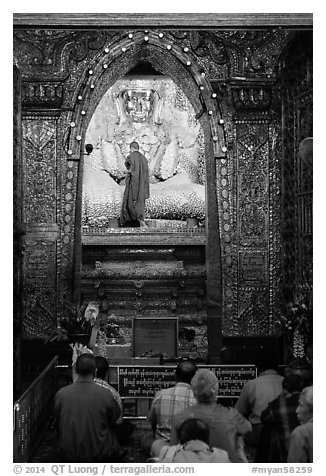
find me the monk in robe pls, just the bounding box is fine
[120,141,150,227]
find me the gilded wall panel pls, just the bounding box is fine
[22,238,57,338]
[237,122,269,246]
[21,117,59,337]
[235,121,271,333]
[237,286,270,335]
[23,118,57,224]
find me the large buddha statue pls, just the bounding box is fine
[82,79,206,227]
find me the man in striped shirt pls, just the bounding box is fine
[148,360,198,446]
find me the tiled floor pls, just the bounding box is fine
[31,420,151,463]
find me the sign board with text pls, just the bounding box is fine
[132,317,178,358]
[118,364,256,398]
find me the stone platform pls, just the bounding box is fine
[80,221,207,358]
[82,221,205,246]
[81,234,206,317]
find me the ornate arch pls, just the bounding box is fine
[63,31,227,159]
[57,31,229,359]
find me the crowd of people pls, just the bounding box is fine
[53,350,313,464]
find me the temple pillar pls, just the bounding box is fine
[20,82,64,338]
[226,80,282,335]
[13,63,23,398]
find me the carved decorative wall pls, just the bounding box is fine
[23,118,57,223]
[21,116,59,336]
[13,25,307,339]
[279,32,313,304]
[219,81,283,335]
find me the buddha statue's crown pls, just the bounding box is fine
[123,89,153,100]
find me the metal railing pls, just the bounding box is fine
[13,356,58,462]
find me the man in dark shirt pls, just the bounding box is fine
[235,350,283,448]
[94,356,134,445]
[54,353,121,462]
[257,374,304,462]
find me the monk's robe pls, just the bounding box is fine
[120,151,150,226]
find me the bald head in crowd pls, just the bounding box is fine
[191,369,219,403]
[175,360,198,384]
[75,353,96,377]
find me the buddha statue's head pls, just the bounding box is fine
[122,89,153,122]
[116,88,162,125]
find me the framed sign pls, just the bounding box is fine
[132,317,178,358]
[118,366,176,397]
[201,365,257,397]
[117,364,257,398]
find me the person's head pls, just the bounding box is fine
[282,374,306,394]
[95,356,109,381]
[296,386,313,424]
[255,349,279,373]
[175,360,198,384]
[298,137,313,169]
[75,353,96,378]
[284,359,312,386]
[177,418,210,445]
[191,369,219,403]
[130,141,139,152]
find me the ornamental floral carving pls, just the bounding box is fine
[23,119,55,151]
[23,119,57,223]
